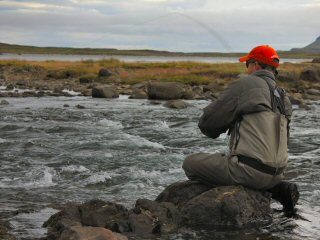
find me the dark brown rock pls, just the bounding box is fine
[312,58,320,63]
[180,185,271,228]
[155,180,211,207]
[98,68,113,78]
[92,86,119,98]
[79,200,130,233]
[300,66,320,82]
[129,89,148,99]
[164,100,191,109]
[147,81,185,100]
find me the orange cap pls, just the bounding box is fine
[239,45,280,68]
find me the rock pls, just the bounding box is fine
[92,86,119,98]
[98,68,113,78]
[79,75,96,84]
[182,89,195,100]
[147,81,185,100]
[180,185,271,228]
[277,70,299,82]
[43,181,276,239]
[6,84,14,90]
[203,82,223,93]
[192,86,203,95]
[288,93,304,105]
[79,200,130,233]
[129,89,148,99]
[155,180,211,207]
[60,226,128,240]
[129,198,179,234]
[306,88,320,95]
[164,100,191,109]
[76,104,85,109]
[131,83,146,90]
[302,94,320,101]
[300,66,320,82]
[0,220,16,240]
[0,100,9,105]
[312,58,320,63]
[299,103,312,110]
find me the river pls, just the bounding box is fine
[0,53,312,63]
[0,96,319,239]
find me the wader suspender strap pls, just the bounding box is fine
[261,77,288,117]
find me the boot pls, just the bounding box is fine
[267,181,299,211]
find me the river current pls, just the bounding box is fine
[0,96,319,239]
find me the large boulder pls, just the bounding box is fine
[129,89,148,99]
[147,81,185,100]
[300,66,320,82]
[98,68,113,78]
[179,185,271,228]
[92,85,119,98]
[43,181,274,239]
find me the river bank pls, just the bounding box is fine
[0,59,320,105]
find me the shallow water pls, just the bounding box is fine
[0,96,319,239]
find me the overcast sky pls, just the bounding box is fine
[0,0,319,52]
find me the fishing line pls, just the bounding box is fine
[132,11,233,53]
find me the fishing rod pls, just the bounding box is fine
[133,11,233,53]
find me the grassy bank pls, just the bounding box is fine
[0,59,317,93]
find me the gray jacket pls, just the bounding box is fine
[199,70,292,168]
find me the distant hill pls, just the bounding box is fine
[291,36,320,53]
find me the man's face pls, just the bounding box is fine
[246,60,262,74]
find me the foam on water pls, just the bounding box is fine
[0,167,57,189]
[122,133,166,150]
[0,138,6,143]
[98,118,124,129]
[84,171,113,185]
[61,165,89,174]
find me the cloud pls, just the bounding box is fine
[0,0,319,51]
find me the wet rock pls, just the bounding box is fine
[129,89,148,99]
[76,104,85,109]
[288,93,304,105]
[63,104,70,107]
[302,94,320,101]
[0,219,16,240]
[203,82,224,93]
[6,84,14,90]
[299,103,312,110]
[306,88,320,96]
[155,180,211,207]
[192,86,203,95]
[312,58,320,63]
[92,85,119,98]
[98,68,113,78]
[43,181,275,239]
[164,100,191,109]
[180,185,271,228]
[130,199,179,234]
[147,81,185,100]
[182,88,196,100]
[0,100,9,105]
[300,66,320,82]
[79,200,130,233]
[59,226,127,240]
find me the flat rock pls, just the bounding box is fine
[92,85,119,98]
[60,226,127,240]
[164,100,191,109]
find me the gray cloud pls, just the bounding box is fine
[0,0,319,52]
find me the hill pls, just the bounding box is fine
[291,36,320,53]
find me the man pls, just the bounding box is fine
[183,45,299,211]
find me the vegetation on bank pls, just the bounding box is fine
[0,59,316,91]
[1,42,320,59]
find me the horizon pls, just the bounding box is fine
[0,0,320,53]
